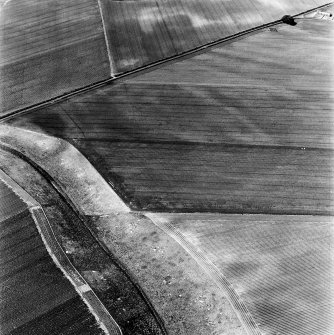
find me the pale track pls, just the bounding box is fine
[1,2,331,123]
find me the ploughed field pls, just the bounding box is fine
[0,0,329,115]
[0,0,110,115]
[0,177,103,335]
[9,19,334,215]
[99,0,329,73]
[1,4,333,335]
[148,212,334,335]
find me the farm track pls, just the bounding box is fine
[147,213,334,335]
[0,177,104,335]
[99,0,331,73]
[147,212,263,335]
[0,1,331,118]
[6,18,333,215]
[0,146,168,335]
[1,2,333,335]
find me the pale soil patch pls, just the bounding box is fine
[0,125,128,215]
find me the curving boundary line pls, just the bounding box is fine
[0,169,123,335]
[0,142,168,335]
[147,212,263,335]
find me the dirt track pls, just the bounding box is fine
[8,19,333,215]
[0,173,103,335]
[99,0,329,73]
[1,3,333,335]
[148,212,334,335]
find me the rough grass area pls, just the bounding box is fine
[148,213,334,335]
[0,149,245,334]
[0,150,165,335]
[0,167,103,335]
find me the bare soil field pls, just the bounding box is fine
[0,177,103,335]
[0,0,110,115]
[8,19,334,214]
[99,0,329,72]
[148,212,334,335]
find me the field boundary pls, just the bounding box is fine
[0,169,123,335]
[147,212,263,335]
[1,2,331,123]
[98,0,116,77]
[0,142,168,335]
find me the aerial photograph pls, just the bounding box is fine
[0,0,333,334]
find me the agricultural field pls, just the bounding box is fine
[0,146,247,335]
[148,212,334,335]
[0,0,329,115]
[0,177,103,335]
[75,141,332,214]
[99,0,330,73]
[8,19,334,214]
[0,2,333,334]
[0,0,110,115]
